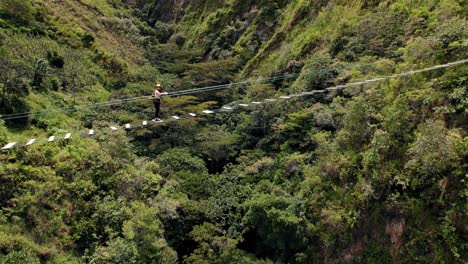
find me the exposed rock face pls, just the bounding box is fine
[146,0,191,24]
[386,218,405,261]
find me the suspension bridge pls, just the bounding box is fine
[1,58,467,150]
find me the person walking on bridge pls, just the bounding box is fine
[152,84,168,121]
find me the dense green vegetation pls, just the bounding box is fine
[0,0,467,263]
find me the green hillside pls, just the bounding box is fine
[0,0,467,263]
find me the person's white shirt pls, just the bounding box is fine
[154,89,168,99]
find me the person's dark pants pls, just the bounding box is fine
[154,99,161,119]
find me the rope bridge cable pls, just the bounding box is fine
[1,44,467,121]
[167,74,301,96]
[0,70,327,121]
[0,70,341,121]
[2,58,467,151]
[3,44,467,121]
[168,43,468,97]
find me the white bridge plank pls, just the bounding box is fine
[1,142,17,150]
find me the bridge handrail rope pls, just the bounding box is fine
[1,44,466,121]
[0,74,301,121]
[2,58,467,150]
